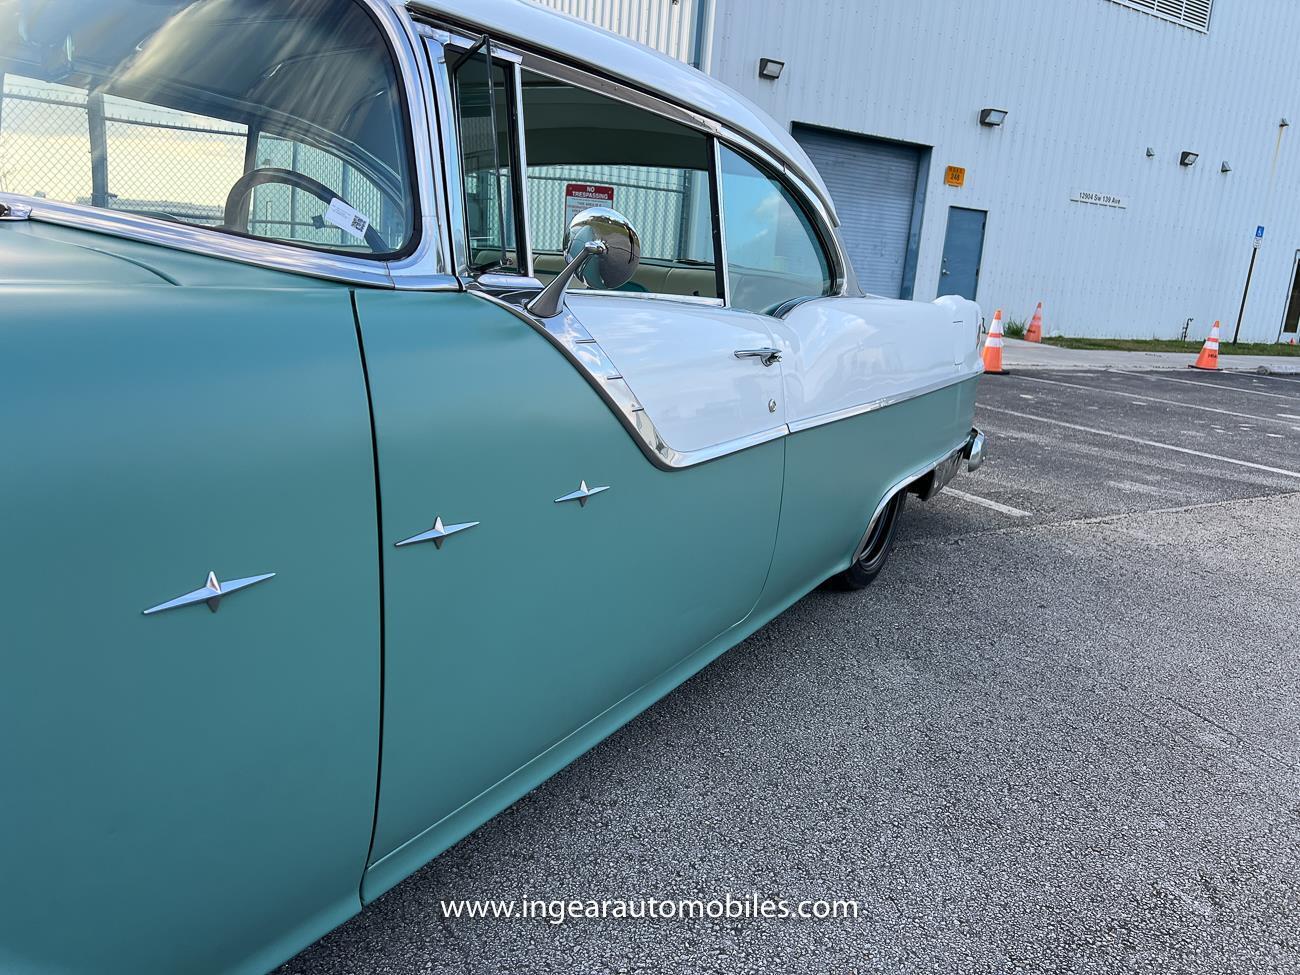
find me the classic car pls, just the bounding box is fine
[0,0,985,971]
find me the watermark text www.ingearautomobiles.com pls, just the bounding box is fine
[440,894,863,926]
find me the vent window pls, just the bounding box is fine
[1108,0,1213,32]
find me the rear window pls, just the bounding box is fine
[0,0,416,259]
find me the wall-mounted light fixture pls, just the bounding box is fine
[1146,147,1156,158]
[1221,161,1232,173]
[757,58,785,80]
[1179,151,1199,167]
[979,108,1008,127]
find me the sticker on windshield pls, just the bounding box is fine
[325,198,371,240]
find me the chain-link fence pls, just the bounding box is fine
[0,74,395,248]
[526,163,708,262]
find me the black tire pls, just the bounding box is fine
[830,492,906,591]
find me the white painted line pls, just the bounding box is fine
[1143,374,1300,400]
[1240,371,1300,386]
[1013,375,1294,425]
[1277,413,1300,420]
[944,488,1033,518]
[978,405,1300,479]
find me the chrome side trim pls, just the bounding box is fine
[573,289,724,307]
[1,0,455,290]
[475,292,978,472]
[786,371,980,434]
[849,433,973,563]
[142,571,275,616]
[470,290,786,471]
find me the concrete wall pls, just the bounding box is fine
[548,0,1300,342]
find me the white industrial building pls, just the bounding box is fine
[535,0,1300,343]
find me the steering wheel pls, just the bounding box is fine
[223,167,389,253]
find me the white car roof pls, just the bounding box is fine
[406,0,837,223]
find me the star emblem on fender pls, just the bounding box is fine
[143,570,276,616]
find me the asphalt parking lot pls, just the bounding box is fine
[281,369,1300,975]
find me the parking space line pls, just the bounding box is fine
[978,405,1300,479]
[1240,371,1300,386]
[1142,374,1300,400]
[944,488,1033,517]
[1013,375,1294,425]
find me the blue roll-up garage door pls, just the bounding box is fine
[794,125,922,299]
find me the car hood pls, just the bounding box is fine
[0,221,178,287]
[0,217,345,290]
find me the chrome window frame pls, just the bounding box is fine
[714,140,844,318]
[417,19,849,307]
[0,0,458,290]
[433,29,534,280]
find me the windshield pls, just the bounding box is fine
[0,0,416,259]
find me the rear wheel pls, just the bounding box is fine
[830,492,906,590]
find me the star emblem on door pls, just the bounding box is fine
[554,480,610,507]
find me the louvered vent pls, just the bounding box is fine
[1108,0,1213,31]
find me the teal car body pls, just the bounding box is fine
[0,1,984,972]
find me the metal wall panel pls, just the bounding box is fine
[686,0,1300,342]
[529,0,699,63]
[794,126,921,298]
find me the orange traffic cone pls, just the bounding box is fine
[1190,320,1221,371]
[1024,302,1044,343]
[982,309,1009,375]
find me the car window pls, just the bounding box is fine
[718,145,834,315]
[520,69,719,300]
[452,43,522,274]
[0,0,416,258]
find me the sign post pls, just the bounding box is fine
[1232,226,1265,345]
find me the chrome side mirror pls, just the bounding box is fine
[527,207,641,318]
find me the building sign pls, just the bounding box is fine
[564,183,615,227]
[944,166,966,188]
[1071,190,1128,209]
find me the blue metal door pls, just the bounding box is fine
[940,207,986,301]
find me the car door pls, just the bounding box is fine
[360,37,784,898]
[0,259,380,975]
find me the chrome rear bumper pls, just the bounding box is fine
[964,427,986,472]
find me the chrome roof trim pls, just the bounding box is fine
[403,0,836,216]
[0,0,457,291]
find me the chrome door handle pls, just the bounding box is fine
[734,348,782,367]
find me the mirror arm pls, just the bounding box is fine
[526,241,607,318]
